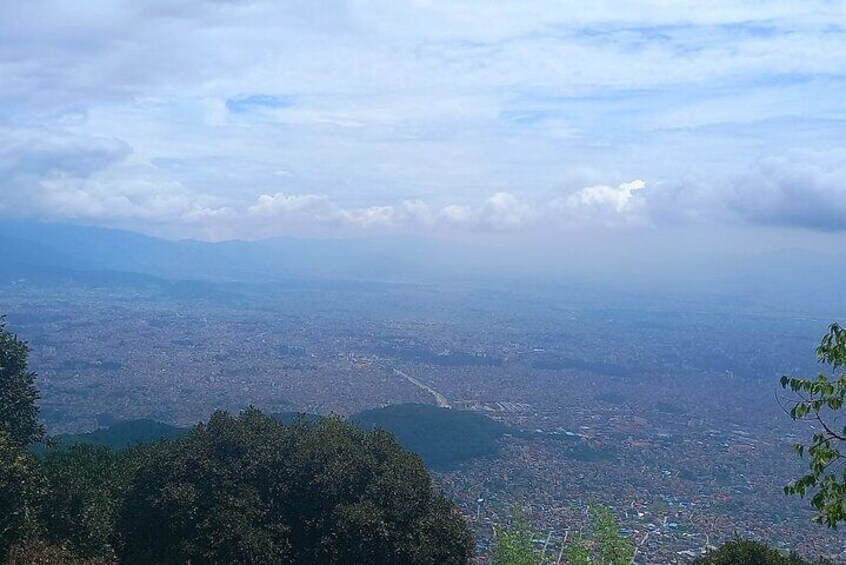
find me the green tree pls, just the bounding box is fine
[692,539,827,565]
[116,409,474,565]
[589,506,634,564]
[0,317,45,559]
[38,445,126,561]
[4,539,115,564]
[780,322,846,527]
[564,506,633,565]
[0,316,43,447]
[491,505,632,565]
[0,431,45,558]
[490,509,543,565]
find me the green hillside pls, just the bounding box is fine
[351,403,508,470]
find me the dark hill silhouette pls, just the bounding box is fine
[351,404,508,469]
[47,405,509,469]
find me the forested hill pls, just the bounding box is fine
[351,404,509,469]
[47,404,509,469]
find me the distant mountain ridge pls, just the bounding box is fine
[3,218,846,313]
[0,218,466,284]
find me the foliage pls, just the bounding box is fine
[116,409,474,564]
[565,506,634,565]
[491,505,632,565]
[351,403,508,469]
[4,540,115,564]
[37,445,129,560]
[46,403,507,471]
[0,319,476,564]
[48,419,186,451]
[0,431,45,559]
[490,509,543,565]
[0,318,46,560]
[0,316,43,448]
[692,539,829,565]
[780,322,846,527]
[589,506,634,564]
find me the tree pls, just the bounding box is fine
[780,322,846,527]
[692,539,828,565]
[0,430,45,558]
[4,540,115,565]
[38,445,126,561]
[588,506,634,565]
[490,509,543,565]
[491,505,633,565]
[565,506,633,565]
[116,409,474,565]
[0,317,45,559]
[0,316,43,447]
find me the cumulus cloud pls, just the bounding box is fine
[0,130,130,182]
[726,157,846,230]
[5,142,846,237]
[1,0,844,241]
[645,154,846,230]
[249,193,331,216]
[0,128,233,227]
[242,185,643,233]
[548,180,648,228]
[240,156,846,234]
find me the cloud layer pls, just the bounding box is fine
[4,126,844,238]
[1,1,845,238]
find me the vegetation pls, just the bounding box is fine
[3,410,476,564]
[4,540,113,564]
[48,420,186,451]
[490,505,633,565]
[49,404,506,471]
[37,445,129,560]
[351,403,508,469]
[0,317,44,557]
[0,321,475,564]
[0,316,43,447]
[490,510,542,565]
[692,539,829,565]
[780,322,846,527]
[117,410,472,564]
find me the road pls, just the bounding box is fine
[392,368,451,408]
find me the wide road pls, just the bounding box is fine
[392,368,451,408]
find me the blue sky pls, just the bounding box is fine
[1,0,845,242]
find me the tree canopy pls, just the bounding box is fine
[780,322,846,527]
[0,317,475,564]
[351,403,507,469]
[116,409,473,565]
[692,539,828,565]
[0,317,45,557]
[490,505,632,565]
[0,316,43,447]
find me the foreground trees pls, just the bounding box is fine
[0,318,474,564]
[2,412,474,564]
[780,322,846,527]
[692,539,829,565]
[490,505,633,565]
[0,317,44,558]
[117,410,472,564]
[0,317,43,448]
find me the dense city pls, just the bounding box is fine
[2,276,843,563]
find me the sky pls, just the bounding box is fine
[1,0,846,246]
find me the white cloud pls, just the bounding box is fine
[564,179,644,212]
[0,128,233,227]
[248,193,331,216]
[1,2,845,238]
